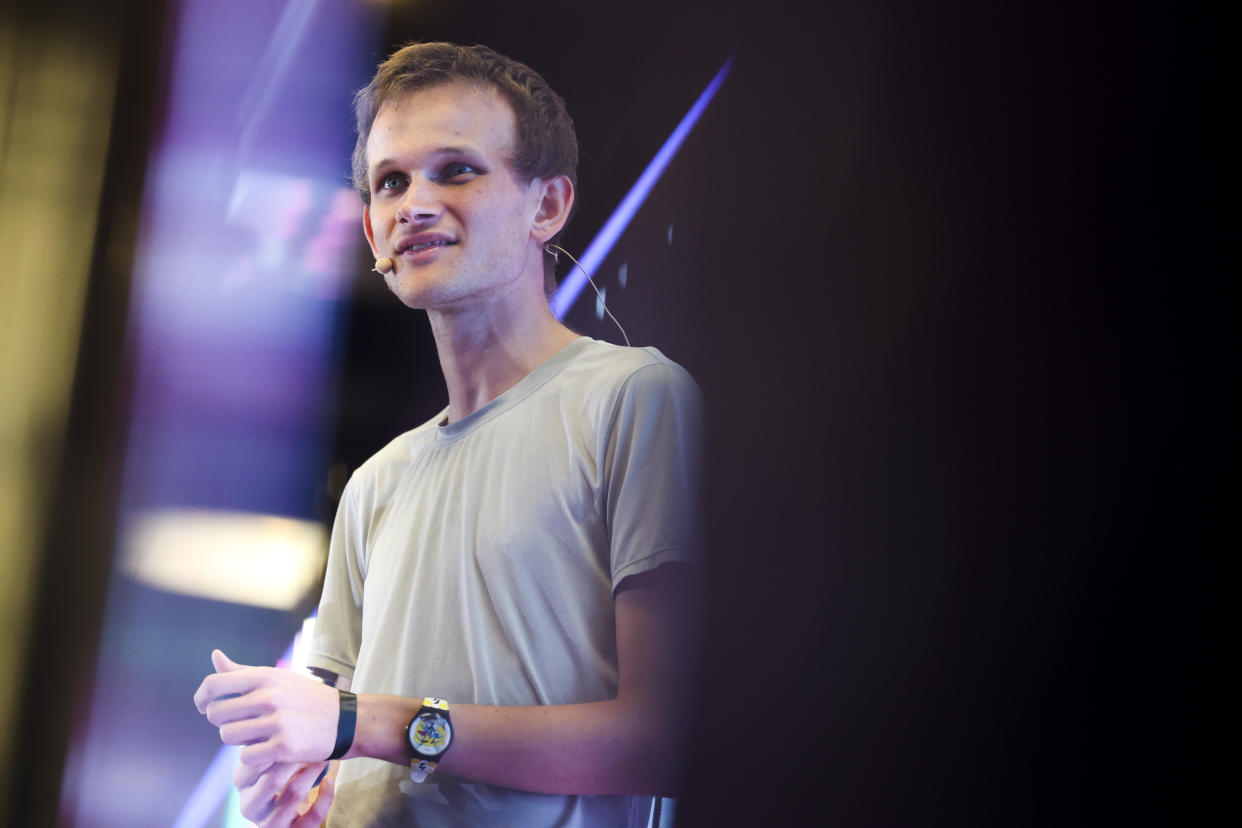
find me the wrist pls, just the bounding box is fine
[328,689,357,760]
[343,693,426,764]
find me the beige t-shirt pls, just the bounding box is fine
[308,337,701,827]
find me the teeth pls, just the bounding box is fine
[406,240,451,253]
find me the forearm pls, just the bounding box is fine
[198,568,697,799]
[345,693,682,796]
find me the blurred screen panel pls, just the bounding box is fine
[57,1,381,826]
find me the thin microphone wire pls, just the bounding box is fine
[546,243,630,347]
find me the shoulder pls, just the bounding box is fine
[566,339,700,402]
[340,413,443,504]
[559,342,702,450]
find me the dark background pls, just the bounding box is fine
[672,4,1232,825]
[8,0,1232,824]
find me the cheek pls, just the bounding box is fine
[370,205,397,230]
[471,203,529,242]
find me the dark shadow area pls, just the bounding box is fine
[672,2,1232,825]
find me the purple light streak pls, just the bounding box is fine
[550,56,733,319]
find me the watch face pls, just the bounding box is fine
[410,712,452,757]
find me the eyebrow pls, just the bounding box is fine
[369,146,478,175]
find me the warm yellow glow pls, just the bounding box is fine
[0,10,122,810]
[120,510,328,610]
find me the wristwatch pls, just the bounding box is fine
[406,697,453,782]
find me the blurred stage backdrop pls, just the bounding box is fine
[1,0,1230,826]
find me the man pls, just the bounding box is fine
[194,42,701,827]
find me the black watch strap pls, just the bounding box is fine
[328,689,357,760]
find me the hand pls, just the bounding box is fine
[234,760,337,828]
[193,649,339,766]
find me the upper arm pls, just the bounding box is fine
[614,562,699,746]
[606,360,703,777]
[307,475,367,680]
[612,562,700,792]
[604,361,703,590]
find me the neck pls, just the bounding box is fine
[428,282,578,424]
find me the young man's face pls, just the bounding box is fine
[362,81,547,311]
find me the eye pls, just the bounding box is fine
[439,162,478,181]
[376,172,406,192]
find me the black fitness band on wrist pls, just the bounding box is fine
[329,690,357,760]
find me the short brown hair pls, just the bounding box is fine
[353,42,577,199]
[352,43,578,291]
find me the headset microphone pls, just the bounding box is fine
[545,243,630,347]
[373,257,395,274]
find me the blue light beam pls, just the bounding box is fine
[173,636,298,828]
[171,744,241,828]
[550,55,733,320]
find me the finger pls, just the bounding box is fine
[238,762,300,824]
[290,789,332,828]
[237,769,288,824]
[194,670,262,713]
[213,649,246,673]
[219,714,276,747]
[291,767,336,828]
[284,761,326,806]
[206,690,275,727]
[261,762,325,828]
[240,735,288,767]
[234,758,275,790]
[194,650,247,712]
[323,760,341,786]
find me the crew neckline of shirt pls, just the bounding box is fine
[435,336,595,443]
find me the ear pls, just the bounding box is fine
[530,175,575,243]
[362,204,381,258]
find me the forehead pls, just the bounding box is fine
[366,82,517,168]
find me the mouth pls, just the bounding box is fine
[397,239,457,255]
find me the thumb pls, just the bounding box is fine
[212,649,244,673]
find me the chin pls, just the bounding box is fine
[384,275,435,310]
[389,277,478,314]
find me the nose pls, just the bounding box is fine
[396,175,441,224]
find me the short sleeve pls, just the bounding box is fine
[603,358,703,590]
[306,474,367,680]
